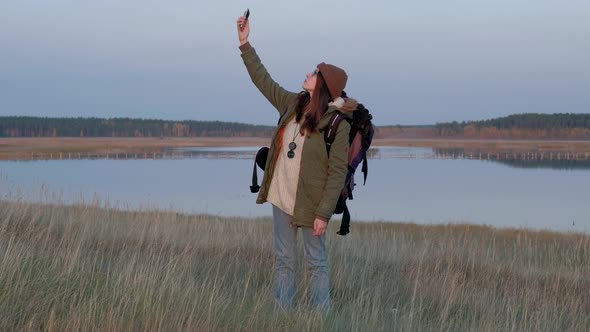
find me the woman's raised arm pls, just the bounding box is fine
[237,15,297,114]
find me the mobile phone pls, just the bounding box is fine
[241,8,250,30]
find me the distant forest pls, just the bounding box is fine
[1,113,589,139]
[433,113,590,139]
[0,117,274,138]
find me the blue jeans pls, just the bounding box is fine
[272,205,330,312]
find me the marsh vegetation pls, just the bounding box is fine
[0,200,588,331]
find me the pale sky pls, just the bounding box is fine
[1,1,588,126]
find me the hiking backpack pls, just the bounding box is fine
[324,103,374,235]
[250,100,374,236]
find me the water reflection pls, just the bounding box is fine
[489,159,590,170]
[23,146,590,171]
[175,147,590,169]
[2,147,588,233]
[170,147,590,171]
[432,147,590,170]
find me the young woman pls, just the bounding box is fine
[236,14,357,312]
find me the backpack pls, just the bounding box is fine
[324,103,374,235]
[250,101,374,236]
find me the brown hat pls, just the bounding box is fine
[317,62,348,100]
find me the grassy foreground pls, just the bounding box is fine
[0,201,589,331]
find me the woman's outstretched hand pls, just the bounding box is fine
[237,15,250,46]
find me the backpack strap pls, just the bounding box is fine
[361,154,368,185]
[361,125,374,185]
[336,202,351,236]
[325,112,352,236]
[324,111,345,156]
[277,111,287,126]
[250,158,260,193]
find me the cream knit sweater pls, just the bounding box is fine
[266,117,305,216]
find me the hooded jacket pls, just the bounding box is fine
[240,42,355,228]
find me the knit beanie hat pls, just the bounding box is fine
[317,62,348,101]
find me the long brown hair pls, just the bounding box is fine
[295,72,332,135]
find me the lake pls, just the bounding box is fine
[1,146,588,233]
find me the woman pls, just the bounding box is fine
[236,14,357,312]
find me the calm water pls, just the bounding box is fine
[1,146,588,233]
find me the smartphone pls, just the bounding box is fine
[241,8,250,30]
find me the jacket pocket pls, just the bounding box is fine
[300,177,325,208]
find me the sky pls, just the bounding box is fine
[1,1,589,126]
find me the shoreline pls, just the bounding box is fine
[1,198,588,237]
[1,137,590,160]
[0,198,590,236]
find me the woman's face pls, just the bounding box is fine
[302,68,319,93]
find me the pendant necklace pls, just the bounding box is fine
[287,122,300,159]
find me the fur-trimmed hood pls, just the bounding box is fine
[328,97,358,113]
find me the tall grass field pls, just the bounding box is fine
[0,199,588,331]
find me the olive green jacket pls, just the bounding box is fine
[240,42,351,228]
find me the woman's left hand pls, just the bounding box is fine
[313,217,328,236]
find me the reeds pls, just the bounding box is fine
[1,199,588,331]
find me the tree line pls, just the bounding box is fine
[0,116,274,138]
[1,113,589,139]
[434,113,590,139]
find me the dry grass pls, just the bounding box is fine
[1,198,589,331]
[1,137,589,160]
[0,137,271,160]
